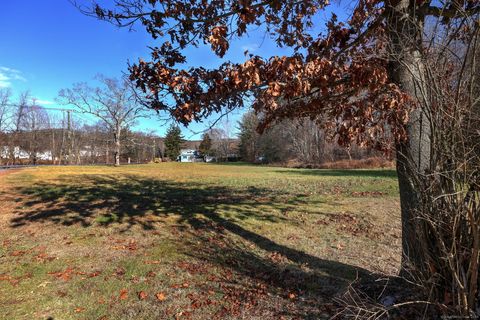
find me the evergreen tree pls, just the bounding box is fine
[164,124,183,160]
[198,133,212,156]
[238,111,259,162]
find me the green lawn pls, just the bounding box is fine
[0,163,401,319]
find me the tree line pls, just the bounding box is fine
[237,110,383,165]
[0,81,163,165]
[0,81,242,165]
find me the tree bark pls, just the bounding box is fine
[113,127,121,166]
[386,0,432,274]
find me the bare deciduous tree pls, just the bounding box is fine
[58,76,146,166]
[0,88,11,132]
[0,88,12,163]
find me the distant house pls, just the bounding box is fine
[36,151,54,161]
[1,146,31,160]
[178,149,197,162]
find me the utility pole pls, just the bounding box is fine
[67,110,72,164]
[105,140,109,164]
[32,107,37,165]
[152,138,156,162]
[60,112,66,164]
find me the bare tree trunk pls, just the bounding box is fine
[346,148,352,161]
[386,0,432,274]
[106,143,109,164]
[113,127,121,166]
[51,130,56,164]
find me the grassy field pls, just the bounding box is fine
[0,163,401,319]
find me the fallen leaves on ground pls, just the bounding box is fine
[10,250,27,256]
[119,289,128,300]
[48,267,102,281]
[171,282,190,289]
[48,267,76,281]
[155,292,166,301]
[138,291,148,300]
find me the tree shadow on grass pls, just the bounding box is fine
[11,174,292,230]
[10,174,377,318]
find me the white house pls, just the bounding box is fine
[179,149,197,162]
[36,151,53,161]
[1,146,29,159]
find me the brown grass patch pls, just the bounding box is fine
[285,157,395,169]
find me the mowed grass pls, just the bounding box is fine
[0,163,401,319]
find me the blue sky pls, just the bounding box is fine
[0,1,347,139]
